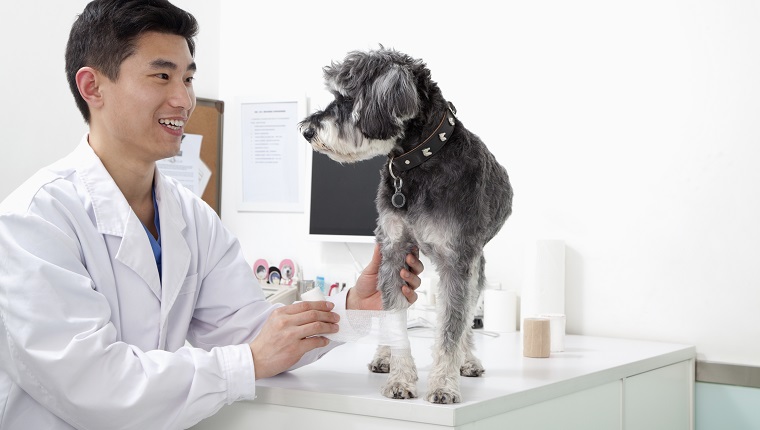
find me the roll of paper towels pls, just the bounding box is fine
[483,289,517,333]
[521,240,566,326]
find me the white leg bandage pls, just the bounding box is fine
[325,308,410,349]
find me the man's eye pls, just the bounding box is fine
[157,73,169,80]
[185,76,195,83]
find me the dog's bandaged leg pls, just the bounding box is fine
[324,309,410,349]
[382,346,418,399]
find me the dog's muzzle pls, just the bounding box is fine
[301,127,316,142]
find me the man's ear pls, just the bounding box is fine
[75,67,103,109]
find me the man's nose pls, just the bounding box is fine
[169,81,193,111]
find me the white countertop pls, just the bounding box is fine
[252,330,695,427]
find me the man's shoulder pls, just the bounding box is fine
[0,165,77,216]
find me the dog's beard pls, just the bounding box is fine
[308,117,397,164]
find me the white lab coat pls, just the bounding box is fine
[0,136,343,430]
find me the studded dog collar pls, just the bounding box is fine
[390,102,457,173]
[386,102,457,208]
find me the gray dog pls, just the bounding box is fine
[299,47,513,403]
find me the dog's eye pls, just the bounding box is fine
[333,93,353,104]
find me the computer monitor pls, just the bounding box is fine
[305,150,385,243]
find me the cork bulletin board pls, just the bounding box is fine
[184,97,224,216]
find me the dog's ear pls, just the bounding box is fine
[322,62,342,94]
[358,65,419,140]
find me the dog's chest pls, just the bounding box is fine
[376,209,455,254]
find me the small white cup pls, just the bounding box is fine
[538,313,566,352]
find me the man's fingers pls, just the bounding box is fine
[291,308,339,327]
[299,335,331,352]
[401,284,418,304]
[274,301,340,336]
[401,267,421,290]
[280,300,334,315]
[406,251,424,275]
[362,243,382,276]
[296,320,340,339]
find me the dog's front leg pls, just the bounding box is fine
[369,236,418,399]
[426,262,478,404]
[381,346,418,399]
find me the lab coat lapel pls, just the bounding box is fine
[73,138,163,299]
[154,172,190,348]
[116,214,163,300]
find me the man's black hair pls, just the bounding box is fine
[65,0,199,123]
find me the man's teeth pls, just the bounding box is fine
[159,119,185,130]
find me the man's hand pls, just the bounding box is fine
[347,244,424,310]
[249,301,339,379]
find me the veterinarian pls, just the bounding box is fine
[0,1,423,429]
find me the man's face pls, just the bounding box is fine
[96,31,196,163]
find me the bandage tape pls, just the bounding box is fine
[326,308,410,349]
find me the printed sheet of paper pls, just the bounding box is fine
[239,100,303,212]
[156,134,205,196]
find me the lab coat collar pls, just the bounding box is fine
[70,135,133,237]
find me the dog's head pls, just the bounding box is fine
[299,47,429,163]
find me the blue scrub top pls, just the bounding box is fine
[141,185,162,282]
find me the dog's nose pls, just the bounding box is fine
[302,127,315,142]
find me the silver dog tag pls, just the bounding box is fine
[392,177,406,208]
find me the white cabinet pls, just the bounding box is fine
[624,360,694,430]
[192,334,695,430]
[468,381,622,429]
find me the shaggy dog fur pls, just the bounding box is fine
[299,47,513,404]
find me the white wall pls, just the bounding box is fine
[2,0,758,367]
[0,1,90,198]
[0,0,220,198]
[216,0,760,366]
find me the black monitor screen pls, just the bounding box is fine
[308,152,384,238]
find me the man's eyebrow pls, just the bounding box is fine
[150,59,178,70]
[149,59,197,72]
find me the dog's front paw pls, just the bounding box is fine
[368,345,391,373]
[426,388,461,404]
[427,372,462,403]
[381,380,417,399]
[368,356,390,373]
[461,359,485,377]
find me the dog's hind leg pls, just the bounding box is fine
[460,331,485,377]
[460,254,486,377]
[426,254,482,403]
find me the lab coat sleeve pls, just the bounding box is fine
[184,215,277,350]
[0,211,252,430]
[284,288,348,371]
[185,207,346,373]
